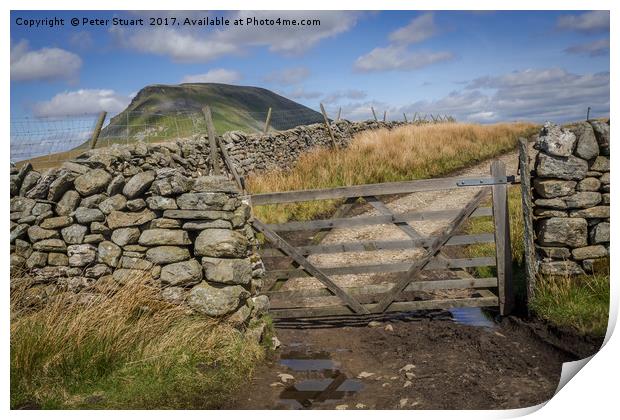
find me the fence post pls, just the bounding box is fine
[518,138,536,309]
[586,106,591,121]
[264,107,272,134]
[90,111,107,150]
[202,105,221,175]
[336,107,342,122]
[383,110,387,122]
[491,160,513,315]
[371,107,378,122]
[320,103,338,149]
[403,113,408,123]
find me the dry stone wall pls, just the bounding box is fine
[222,120,408,174]
[529,120,610,276]
[10,119,409,325]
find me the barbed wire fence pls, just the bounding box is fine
[10,105,454,168]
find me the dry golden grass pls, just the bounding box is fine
[11,276,266,409]
[248,122,537,223]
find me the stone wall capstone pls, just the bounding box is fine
[529,120,610,276]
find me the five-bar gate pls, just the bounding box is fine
[250,160,514,320]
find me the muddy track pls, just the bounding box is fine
[231,316,573,410]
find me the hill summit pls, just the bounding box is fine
[98,83,324,144]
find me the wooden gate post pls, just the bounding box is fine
[202,105,221,175]
[320,103,338,149]
[90,111,107,150]
[491,160,513,315]
[371,107,378,122]
[518,139,536,307]
[264,107,272,134]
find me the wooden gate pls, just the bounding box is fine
[249,161,515,320]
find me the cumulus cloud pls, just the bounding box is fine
[557,11,609,34]
[353,13,451,73]
[389,13,438,44]
[32,89,131,117]
[263,67,310,85]
[354,45,454,72]
[322,89,367,104]
[11,40,82,82]
[181,68,242,84]
[564,38,610,57]
[112,11,360,62]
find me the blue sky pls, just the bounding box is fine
[10,10,610,123]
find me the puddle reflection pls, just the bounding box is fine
[278,351,363,409]
[449,307,497,329]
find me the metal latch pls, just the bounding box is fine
[456,175,516,187]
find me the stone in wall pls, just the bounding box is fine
[529,120,610,276]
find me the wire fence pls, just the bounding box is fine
[10,114,100,163]
[10,106,454,167]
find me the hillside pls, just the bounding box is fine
[97,83,324,146]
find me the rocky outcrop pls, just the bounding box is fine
[529,120,610,276]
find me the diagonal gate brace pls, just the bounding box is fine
[375,188,491,313]
[252,219,369,315]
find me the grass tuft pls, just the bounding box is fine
[10,277,265,409]
[529,268,609,337]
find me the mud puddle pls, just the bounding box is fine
[448,307,497,329]
[277,350,363,409]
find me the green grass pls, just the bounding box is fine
[10,278,269,409]
[529,270,609,337]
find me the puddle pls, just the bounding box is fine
[449,307,497,329]
[278,350,363,409]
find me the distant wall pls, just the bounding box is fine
[528,120,610,276]
[221,120,409,175]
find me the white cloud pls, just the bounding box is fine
[322,89,367,104]
[11,40,82,82]
[264,67,310,85]
[285,87,322,100]
[354,45,454,72]
[389,13,438,44]
[32,89,131,117]
[557,11,609,33]
[69,32,94,49]
[565,38,610,57]
[181,69,242,84]
[111,26,238,62]
[112,11,360,62]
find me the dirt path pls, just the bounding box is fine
[232,150,573,410]
[231,316,570,409]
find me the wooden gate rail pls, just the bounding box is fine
[265,257,496,280]
[266,277,498,299]
[264,207,492,232]
[250,176,511,205]
[259,233,495,257]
